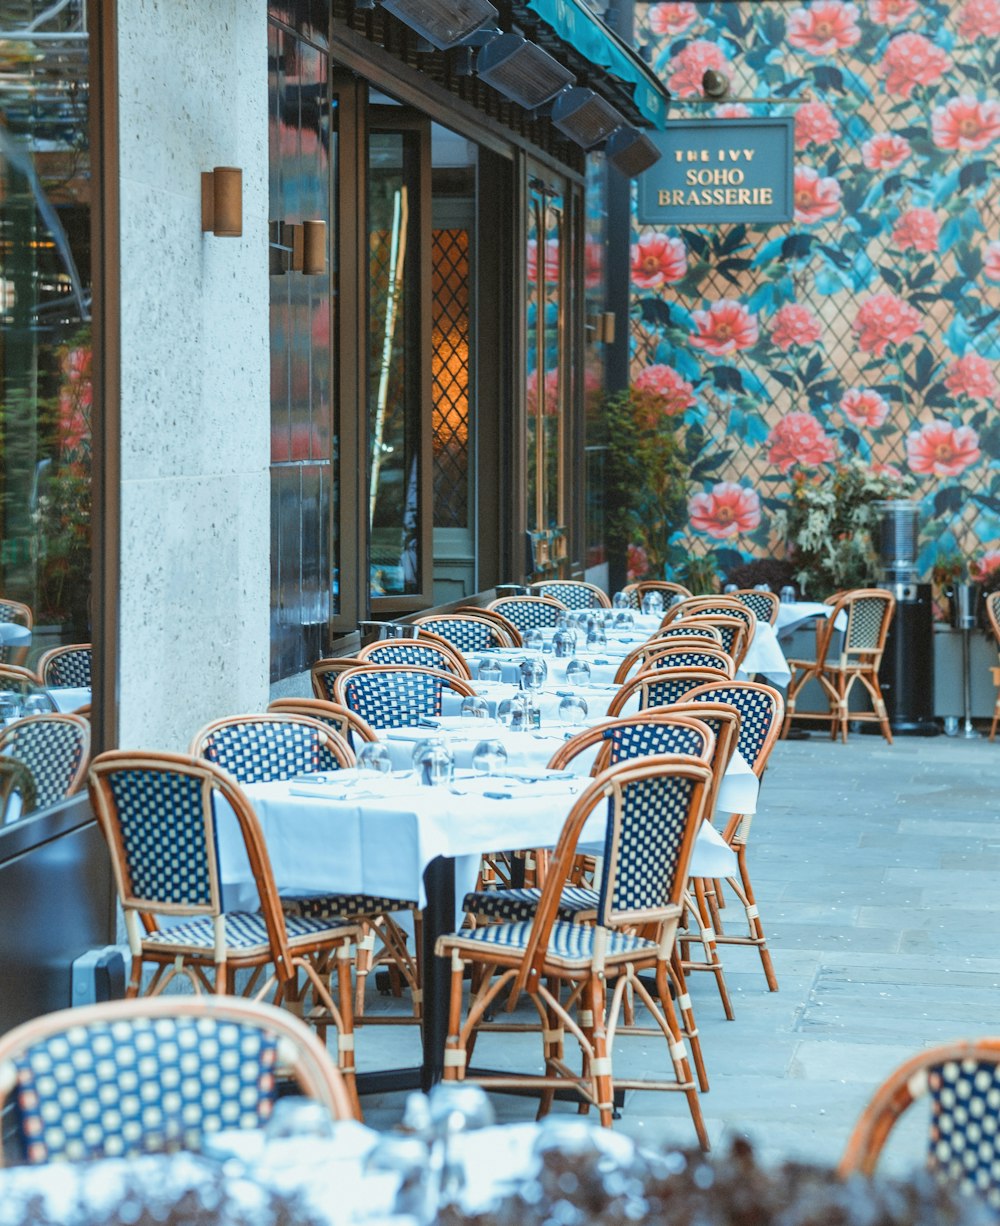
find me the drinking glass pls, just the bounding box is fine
[780,585,796,604]
[460,695,490,721]
[613,609,635,630]
[472,738,507,775]
[522,628,545,652]
[507,694,531,732]
[477,658,502,683]
[518,656,547,691]
[412,738,455,786]
[753,583,771,592]
[496,697,515,726]
[565,659,591,687]
[641,591,664,617]
[357,742,393,774]
[22,693,53,716]
[586,628,607,651]
[0,694,22,724]
[552,629,576,658]
[558,695,588,725]
[612,591,629,610]
[723,582,739,593]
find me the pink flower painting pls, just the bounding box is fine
[957,0,1000,39]
[880,33,951,97]
[767,413,838,473]
[852,293,922,356]
[689,299,759,356]
[632,364,698,417]
[627,543,650,581]
[795,101,842,149]
[647,2,698,36]
[891,208,941,253]
[793,167,842,224]
[840,388,891,429]
[944,354,998,401]
[770,304,823,351]
[867,0,918,24]
[861,133,912,170]
[787,1,861,54]
[932,96,1000,151]
[985,241,1000,282]
[906,420,981,477]
[667,39,729,98]
[631,234,687,289]
[689,483,762,539]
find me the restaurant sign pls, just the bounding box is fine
[636,117,794,225]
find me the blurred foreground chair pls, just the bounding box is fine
[437,757,713,1146]
[839,1037,1000,1213]
[783,588,895,744]
[88,750,360,1105]
[0,712,90,812]
[36,643,92,689]
[0,995,353,1165]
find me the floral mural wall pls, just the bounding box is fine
[628,0,1000,592]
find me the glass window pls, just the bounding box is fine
[0,1,93,818]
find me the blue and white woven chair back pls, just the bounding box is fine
[42,646,92,688]
[489,597,564,632]
[733,591,778,624]
[683,603,755,632]
[844,593,892,655]
[596,768,703,928]
[635,673,720,711]
[7,1012,280,1163]
[417,617,495,653]
[199,720,344,784]
[649,649,734,677]
[104,765,218,910]
[534,582,604,610]
[604,720,711,765]
[656,625,721,643]
[682,684,778,771]
[0,717,87,809]
[925,1057,1000,1208]
[339,668,446,728]
[362,641,457,672]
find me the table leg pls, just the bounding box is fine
[420,854,455,1091]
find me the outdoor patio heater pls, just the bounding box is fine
[873,500,939,736]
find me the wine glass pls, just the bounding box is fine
[0,694,22,725]
[460,695,490,721]
[564,658,591,687]
[472,738,507,775]
[780,585,797,604]
[552,628,576,658]
[558,695,588,726]
[357,742,393,774]
[723,582,739,593]
[613,609,635,629]
[518,656,547,691]
[477,658,502,683]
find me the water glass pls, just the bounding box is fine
[640,591,664,617]
[753,583,771,592]
[412,738,455,786]
[612,591,629,610]
[460,695,490,721]
[477,658,502,683]
[723,582,739,593]
[507,694,531,732]
[564,658,591,687]
[357,742,393,773]
[613,609,635,629]
[552,628,577,658]
[264,1097,336,1141]
[586,627,607,651]
[496,697,515,726]
[0,693,22,724]
[518,656,547,691]
[780,585,796,604]
[522,628,545,652]
[472,738,507,775]
[22,693,53,716]
[558,695,588,725]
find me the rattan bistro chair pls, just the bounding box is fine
[730,589,780,625]
[266,698,379,749]
[0,598,32,667]
[191,715,419,1018]
[36,643,92,689]
[680,682,784,993]
[621,581,692,610]
[606,667,733,717]
[0,713,90,811]
[88,750,360,1101]
[414,611,519,652]
[437,757,713,1146]
[985,592,1000,742]
[613,641,734,687]
[783,587,895,744]
[357,636,471,679]
[838,1038,1000,1213]
[0,995,354,1166]
[486,594,567,634]
[333,664,476,729]
[530,580,611,609]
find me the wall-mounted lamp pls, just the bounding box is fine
[269,219,327,276]
[201,166,243,237]
[701,69,730,99]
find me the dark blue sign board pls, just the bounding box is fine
[636,117,794,225]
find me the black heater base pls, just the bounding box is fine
[877,584,940,738]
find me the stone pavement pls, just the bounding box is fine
[357,732,1000,1172]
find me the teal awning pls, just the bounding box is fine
[523,0,669,129]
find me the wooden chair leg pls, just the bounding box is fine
[669,951,708,1092]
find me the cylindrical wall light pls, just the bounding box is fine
[201,166,243,237]
[302,220,327,276]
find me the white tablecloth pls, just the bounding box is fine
[0,623,31,647]
[775,600,846,639]
[738,621,790,685]
[46,686,91,712]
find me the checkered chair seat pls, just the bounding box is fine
[0,716,88,809]
[463,885,597,923]
[282,892,417,919]
[41,646,92,688]
[444,918,658,966]
[142,911,353,954]
[6,1013,281,1164]
[199,720,345,784]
